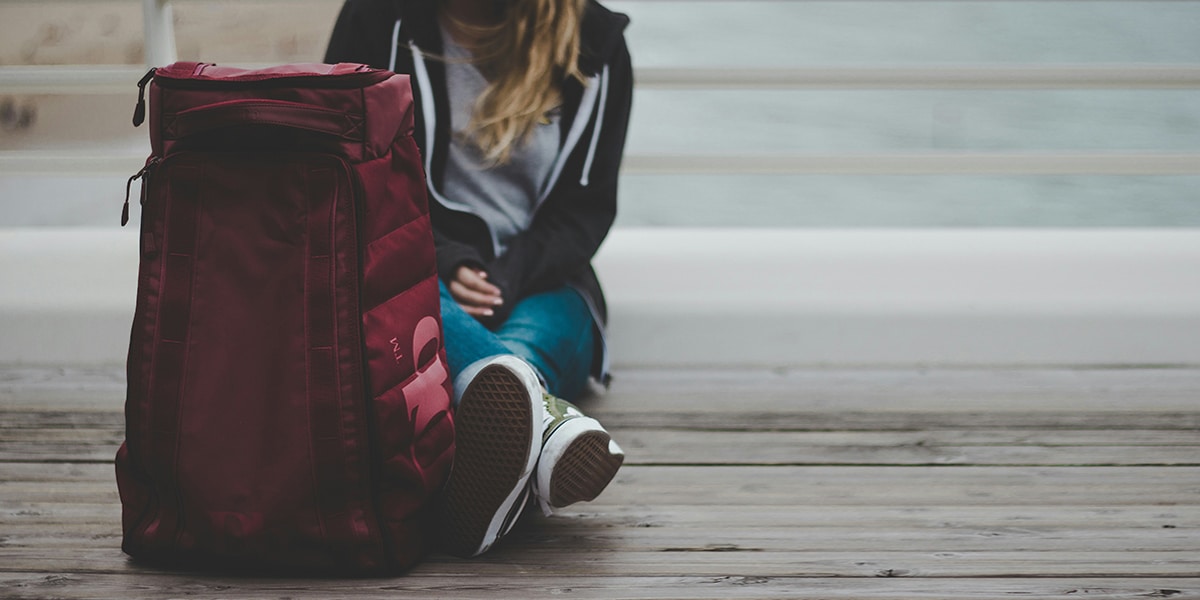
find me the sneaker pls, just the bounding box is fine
[437,355,545,557]
[531,393,624,515]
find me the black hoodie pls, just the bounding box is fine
[325,0,632,383]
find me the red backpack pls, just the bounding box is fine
[115,62,454,573]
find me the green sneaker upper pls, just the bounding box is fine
[541,393,586,443]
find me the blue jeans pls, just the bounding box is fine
[439,281,594,402]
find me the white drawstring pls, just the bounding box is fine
[388,19,401,72]
[580,66,609,187]
[536,74,599,208]
[410,43,437,172]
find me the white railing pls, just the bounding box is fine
[1,0,1199,177]
[5,150,1200,176]
[7,64,1200,94]
[141,0,176,69]
[640,66,1200,90]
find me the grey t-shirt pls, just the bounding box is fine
[440,28,562,255]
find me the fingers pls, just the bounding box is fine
[450,265,503,319]
[456,301,496,318]
[448,279,502,314]
[455,266,502,297]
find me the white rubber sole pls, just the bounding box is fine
[534,415,624,516]
[439,355,545,557]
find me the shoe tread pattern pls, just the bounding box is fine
[549,431,623,508]
[438,365,534,557]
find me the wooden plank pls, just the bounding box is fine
[5,367,1200,413]
[1,547,1198,578]
[0,502,121,525]
[5,522,1197,554]
[2,466,1198,506]
[0,427,123,462]
[7,441,1199,466]
[5,502,1195,530]
[594,368,1200,411]
[0,444,116,463]
[590,370,1200,432]
[0,484,120,504]
[5,422,1198,447]
[242,550,1200,578]
[622,430,1200,446]
[14,408,1191,432]
[595,466,1200,506]
[0,411,123,430]
[0,463,113,482]
[3,407,1199,434]
[589,411,1200,431]
[493,526,1200,556]
[0,573,1197,600]
[616,430,1200,466]
[604,368,1200,398]
[6,429,1200,465]
[558,504,1200,531]
[0,367,124,391]
[0,429,122,443]
[0,366,1196,599]
[7,425,1200,449]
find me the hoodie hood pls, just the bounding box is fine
[391,0,629,77]
[578,1,632,76]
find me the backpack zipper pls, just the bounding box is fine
[122,157,161,227]
[132,67,156,127]
[131,65,387,128]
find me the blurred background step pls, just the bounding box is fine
[3,227,1199,367]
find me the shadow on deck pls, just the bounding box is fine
[1,366,1199,599]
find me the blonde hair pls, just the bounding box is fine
[442,0,587,164]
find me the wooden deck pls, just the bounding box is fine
[1,366,1198,599]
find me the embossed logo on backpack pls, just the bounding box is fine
[400,315,450,432]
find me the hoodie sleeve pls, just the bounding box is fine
[324,0,396,68]
[433,221,490,280]
[480,40,633,325]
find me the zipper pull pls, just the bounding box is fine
[122,157,161,226]
[132,67,156,127]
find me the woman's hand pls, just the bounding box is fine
[449,265,504,318]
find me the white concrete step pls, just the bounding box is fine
[2,227,1199,367]
[595,228,1200,367]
